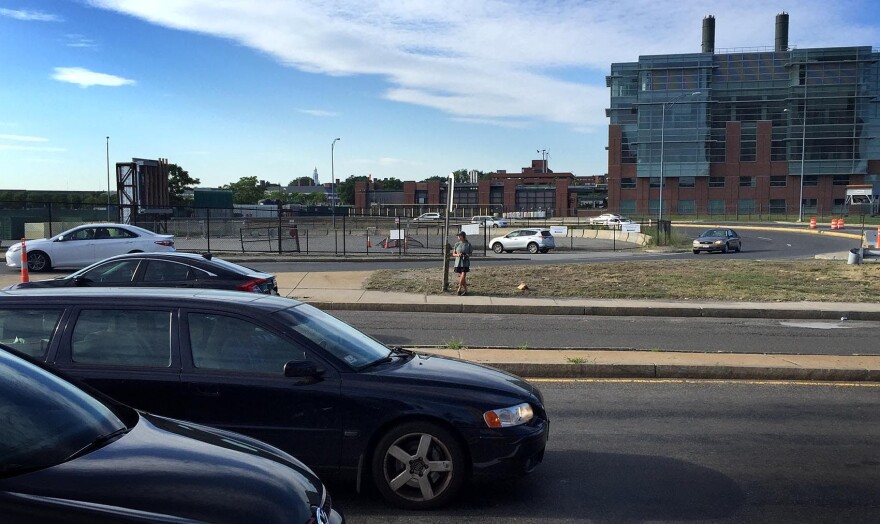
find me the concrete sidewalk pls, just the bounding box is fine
[4,268,880,382]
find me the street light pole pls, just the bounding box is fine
[784,108,807,221]
[331,137,340,228]
[105,136,110,222]
[658,92,700,224]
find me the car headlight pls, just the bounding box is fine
[8,244,21,253]
[692,240,700,246]
[713,240,723,245]
[483,402,534,428]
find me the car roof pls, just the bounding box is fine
[0,287,299,312]
[76,252,272,277]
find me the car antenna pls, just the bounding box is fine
[202,253,212,260]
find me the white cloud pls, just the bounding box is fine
[297,109,339,117]
[0,134,48,143]
[0,144,66,152]
[65,34,97,48]
[86,0,879,129]
[52,67,136,88]
[0,8,62,22]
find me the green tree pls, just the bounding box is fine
[377,177,403,190]
[336,175,369,206]
[288,176,314,187]
[168,164,200,205]
[452,169,470,184]
[223,176,265,204]
[419,175,447,183]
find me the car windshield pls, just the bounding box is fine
[701,230,725,238]
[274,304,390,370]
[0,348,127,476]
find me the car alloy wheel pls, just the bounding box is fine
[27,251,51,272]
[527,242,539,254]
[492,243,504,254]
[372,421,465,510]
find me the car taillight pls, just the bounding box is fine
[154,240,175,247]
[237,278,268,293]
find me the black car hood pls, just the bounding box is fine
[372,351,536,401]
[0,412,322,523]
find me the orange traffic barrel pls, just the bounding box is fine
[831,219,838,230]
[838,217,845,230]
[809,217,817,229]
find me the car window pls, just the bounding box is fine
[71,310,172,367]
[143,260,199,282]
[541,230,552,237]
[66,228,96,241]
[0,309,63,359]
[80,260,140,283]
[0,350,125,473]
[274,304,390,370]
[108,228,138,239]
[188,313,307,374]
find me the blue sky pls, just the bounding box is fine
[1,0,878,191]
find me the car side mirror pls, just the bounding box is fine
[283,360,323,378]
[73,276,91,286]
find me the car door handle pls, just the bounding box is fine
[192,385,220,397]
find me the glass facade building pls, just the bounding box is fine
[607,15,879,218]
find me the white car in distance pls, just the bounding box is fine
[5,223,175,272]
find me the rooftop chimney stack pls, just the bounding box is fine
[775,12,789,52]
[702,15,715,53]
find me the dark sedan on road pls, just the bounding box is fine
[5,252,278,294]
[0,344,342,524]
[693,228,743,254]
[0,288,549,510]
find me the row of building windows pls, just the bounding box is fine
[619,198,848,215]
[619,175,851,189]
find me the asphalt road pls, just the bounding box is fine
[245,225,860,272]
[329,379,880,523]
[329,310,880,356]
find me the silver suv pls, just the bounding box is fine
[490,229,555,254]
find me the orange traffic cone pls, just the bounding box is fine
[20,238,29,283]
[877,225,880,248]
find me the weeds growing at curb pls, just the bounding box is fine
[444,338,465,350]
[566,357,588,364]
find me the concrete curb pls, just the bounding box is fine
[488,362,880,382]
[314,301,880,321]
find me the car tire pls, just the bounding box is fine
[27,251,52,272]
[735,243,742,253]
[527,242,539,254]
[539,248,549,253]
[693,249,700,255]
[722,243,729,254]
[492,243,504,254]
[371,421,466,510]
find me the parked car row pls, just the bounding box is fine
[0,287,549,512]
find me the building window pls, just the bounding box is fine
[769,199,786,214]
[679,176,695,188]
[833,175,850,186]
[803,198,818,214]
[620,177,637,189]
[677,200,695,214]
[740,125,757,162]
[649,177,661,188]
[619,200,637,214]
[738,199,756,214]
[770,176,787,187]
[832,199,847,214]
[802,175,818,187]
[708,200,726,214]
[709,177,725,188]
[739,176,756,188]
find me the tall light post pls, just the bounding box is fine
[658,91,701,224]
[784,108,807,222]
[331,137,340,228]
[105,136,111,222]
[536,149,548,172]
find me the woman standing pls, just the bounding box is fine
[453,231,473,295]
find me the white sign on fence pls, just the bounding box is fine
[390,229,404,240]
[550,225,568,236]
[461,224,480,236]
[622,223,641,233]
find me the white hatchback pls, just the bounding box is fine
[471,216,510,228]
[489,228,555,254]
[5,223,175,272]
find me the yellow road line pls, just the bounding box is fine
[530,378,880,387]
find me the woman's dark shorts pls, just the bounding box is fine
[454,267,469,273]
